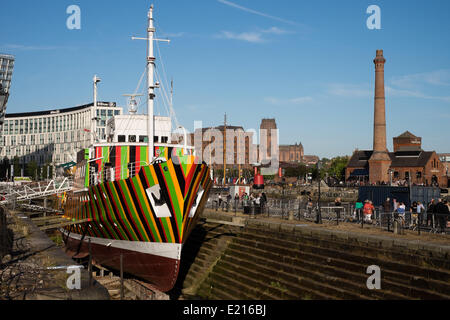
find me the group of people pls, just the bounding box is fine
[354,199,376,223]
[217,192,267,212]
[354,197,449,232]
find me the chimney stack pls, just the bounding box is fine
[369,50,392,184]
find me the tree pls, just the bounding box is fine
[13,157,20,178]
[326,156,350,181]
[0,157,10,181]
[285,164,308,178]
[25,161,38,180]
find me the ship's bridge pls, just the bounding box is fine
[107,115,172,144]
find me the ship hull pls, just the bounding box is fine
[62,156,212,292]
[63,230,182,292]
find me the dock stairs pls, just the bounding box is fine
[174,216,450,300]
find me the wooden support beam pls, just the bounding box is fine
[32,216,65,223]
[39,219,90,231]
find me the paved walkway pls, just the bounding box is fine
[0,210,109,300]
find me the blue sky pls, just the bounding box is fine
[1,0,450,158]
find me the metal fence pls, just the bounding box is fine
[205,196,449,234]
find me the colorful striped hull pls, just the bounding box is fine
[62,157,212,292]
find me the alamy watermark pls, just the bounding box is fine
[366,265,381,290]
[66,5,81,30]
[171,123,280,171]
[366,5,381,30]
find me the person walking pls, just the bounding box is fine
[363,200,375,223]
[355,199,364,222]
[426,199,435,228]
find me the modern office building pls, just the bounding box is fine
[0,54,15,134]
[0,102,122,166]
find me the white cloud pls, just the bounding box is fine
[390,69,450,88]
[162,32,185,38]
[218,31,265,43]
[260,27,290,35]
[264,96,313,105]
[217,26,291,43]
[1,44,66,51]
[217,0,298,26]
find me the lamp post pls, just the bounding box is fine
[315,160,322,224]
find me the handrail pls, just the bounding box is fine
[89,161,149,186]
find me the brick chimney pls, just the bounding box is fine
[368,50,392,184]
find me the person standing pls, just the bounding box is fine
[417,201,425,226]
[426,199,435,228]
[334,197,342,222]
[218,194,223,208]
[435,199,449,233]
[397,202,406,227]
[355,199,364,222]
[363,200,375,223]
[393,198,398,212]
[410,201,418,227]
[383,198,391,213]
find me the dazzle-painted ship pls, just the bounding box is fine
[62,5,212,292]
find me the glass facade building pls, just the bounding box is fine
[0,102,122,166]
[0,54,15,135]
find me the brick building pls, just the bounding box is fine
[279,143,304,163]
[346,132,446,187]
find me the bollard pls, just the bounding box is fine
[288,211,294,221]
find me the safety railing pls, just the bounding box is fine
[205,196,449,235]
[89,161,149,186]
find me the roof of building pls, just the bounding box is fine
[5,101,118,118]
[347,149,435,169]
[0,54,15,60]
[394,131,420,139]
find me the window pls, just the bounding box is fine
[161,136,168,144]
[114,110,120,116]
[118,135,126,142]
[128,135,136,143]
[108,110,113,117]
[416,171,422,179]
[154,136,159,143]
[139,136,148,143]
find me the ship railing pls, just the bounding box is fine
[89,161,149,186]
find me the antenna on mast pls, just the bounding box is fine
[122,94,143,114]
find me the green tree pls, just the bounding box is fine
[326,156,350,181]
[13,156,20,178]
[25,161,38,180]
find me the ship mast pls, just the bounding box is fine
[223,113,227,183]
[147,5,156,161]
[132,4,170,162]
